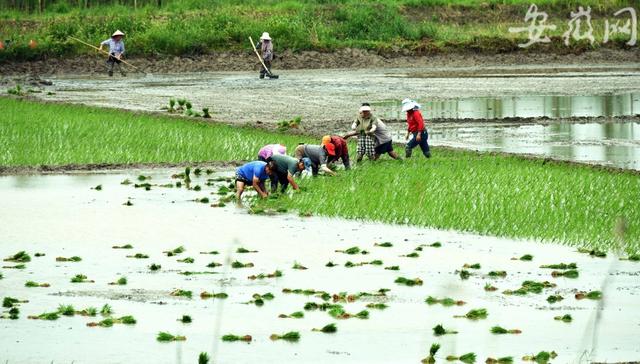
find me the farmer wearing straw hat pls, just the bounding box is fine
[255,32,276,79]
[402,98,431,159]
[99,30,126,77]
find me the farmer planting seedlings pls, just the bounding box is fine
[235,160,275,200]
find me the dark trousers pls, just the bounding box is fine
[106,54,124,75]
[260,60,272,77]
[406,130,430,158]
[270,171,289,193]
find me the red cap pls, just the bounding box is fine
[324,143,336,156]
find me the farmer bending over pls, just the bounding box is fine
[258,143,286,162]
[294,144,335,176]
[322,135,351,171]
[269,154,310,193]
[235,160,274,201]
[99,30,126,77]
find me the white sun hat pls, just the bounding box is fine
[112,30,125,37]
[401,99,421,112]
[260,32,272,40]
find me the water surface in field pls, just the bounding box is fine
[1,170,639,364]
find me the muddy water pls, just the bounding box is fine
[1,170,639,363]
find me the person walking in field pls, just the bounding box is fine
[402,98,431,158]
[257,144,286,162]
[269,154,309,193]
[256,32,276,79]
[345,103,401,161]
[235,160,274,201]
[99,30,126,77]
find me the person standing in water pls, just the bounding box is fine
[402,99,431,158]
[255,32,276,79]
[99,30,126,77]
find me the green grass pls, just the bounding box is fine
[2,97,639,252]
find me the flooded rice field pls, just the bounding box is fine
[1,169,639,363]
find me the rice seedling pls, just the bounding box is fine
[1,307,20,320]
[25,281,50,287]
[385,266,400,270]
[2,264,26,269]
[202,108,212,119]
[375,242,393,247]
[335,246,365,255]
[421,343,440,364]
[246,293,275,306]
[236,247,258,254]
[100,304,112,316]
[126,253,149,259]
[366,303,388,309]
[199,352,210,364]
[178,315,192,323]
[121,179,132,185]
[134,182,152,190]
[200,291,228,299]
[463,263,481,269]
[292,262,308,270]
[484,283,498,292]
[28,312,59,320]
[34,253,45,257]
[551,270,579,278]
[433,324,458,336]
[429,242,443,248]
[490,326,521,334]
[137,175,151,181]
[488,271,507,278]
[123,200,133,206]
[57,304,75,316]
[0,272,3,279]
[577,248,606,258]
[157,332,186,342]
[92,184,102,191]
[402,252,420,258]
[168,98,176,113]
[325,261,337,267]
[149,263,161,271]
[112,244,133,249]
[109,276,127,285]
[459,270,471,280]
[231,261,254,268]
[200,251,219,255]
[270,331,300,342]
[425,296,466,306]
[519,254,533,261]
[70,274,94,283]
[177,257,195,263]
[222,334,252,342]
[3,297,28,308]
[446,352,477,363]
[56,256,82,262]
[395,277,423,286]
[248,270,283,280]
[312,323,337,333]
[3,251,31,263]
[279,311,305,319]
[540,263,577,270]
[554,314,572,322]
[503,281,556,295]
[332,292,358,303]
[546,295,564,304]
[620,254,640,261]
[485,357,514,364]
[454,308,488,320]
[170,289,193,299]
[575,290,602,300]
[206,262,222,268]
[196,197,210,203]
[76,307,98,317]
[522,351,557,363]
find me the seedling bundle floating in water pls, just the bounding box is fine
[126,253,149,259]
[279,311,304,319]
[164,245,185,257]
[177,257,195,263]
[87,315,137,327]
[485,357,514,364]
[70,274,94,283]
[433,324,458,336]
[178,315,192,323]
[170,289,193,299]
[488,271,507,278]
[200,291,228,299]
[425,296,466,306]
[513,254,533,261]
[25,281,50,288]
[546,295,564,304]
[490,326,522,334]
[3,297,28,308]
[157,332,186,342]
[445,352,476,363]
[577,248,606,258]
[575,290,602,300]
[109,276,127,286]
[503,280,556,295]
[421,343,440,364]
[292,262,308,270]
[231,260,254,268]
[3,251,31,263]
[236,247,258,254]
[248,270,282,280]
[312,323,337,333]
[112,244,133,249]
[463,263,481,269]
[374,242,393,247]
[540,263,577,270]
[394,277,423,286]
[335,246,368,255]
[148,263,161,271]
[222,334,252,342]
[56,256,82,262]
[454,308,488,320]
[2,264,25,269]
[522,351,557,363]
[282,288,330,301]
[551,269,579,278]
[270,331,300,342]
[246,292,275,306]
[554,314,572,322]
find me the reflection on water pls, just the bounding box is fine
[375,93,640,120]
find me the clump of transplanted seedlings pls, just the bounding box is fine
[92,184,102,191]
[134,182,152,190]
[270,331,300,342]
[246,292,275,306]
[454,308,488,320]
[222,334,252,342]
[385,265,400,270]
[491,326,522,334]
[123,199,133,206]
[58,304,75,316]
[485,357,514,364]
[395,277,423,286]
[248,270,283,280]
[200,250,219,255]
[282,288,331,301]
[2,264,26,269]
[34,253,45,257]
[463,263,481,269]
[577,248,606,258]
[3,297,28,308]
[401,252,419,258]
[231,260,254,268]
[512,254,533,261]
[177,257,195,263]
[458,269,471,280]
[3,251,31,263]
[429,242,442,247]
[366,303,388,310]
[425,296,466,306]
[149,263,161,271]
[126,253,149,259]
[196,197,209,203]
[620,253,640,261]
[329,306,369,320]
[546,295,564,303]
[193,185,201,191]
[421,343,440,364]
[279,311,304,319]
[335,246,368,255]
[1,307,20,320]
[109,276,127,286]
[87,315,136,327]
[325,261,337,267]
[28,311,59,321]
[575,290,602,300]
[503,280,556,295]
[76,307,98,316]
[551,270,579,278]
[157,332,186,342]
[522,351,557,363]
[100,304,113,316]
[375,242,393,247]
[540,263,577,270]
[178,315,192,323]
[236,247,258,254]
[121,179,132,185]
[313,323,337,333]
[206,261,222,268]
[112,244,133,249]
[25,281,50,287]
[70,274,94,283]
[488,271,507,278]
[433,324,458,336]
[170,289,193,299]
[137,175,151,181]
[292,262,308,270]
[200,291,228,299]
[199,352,210,364]
[554,314,572,322]
[56,256,82,262]
[445,352,476,363]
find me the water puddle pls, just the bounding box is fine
[1,170,639,363]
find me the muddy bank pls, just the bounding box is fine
[2,47,640,76]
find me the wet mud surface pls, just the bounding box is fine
[1,169,639,363]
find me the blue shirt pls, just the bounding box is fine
[237,161,269,182]
[100,39,125,55]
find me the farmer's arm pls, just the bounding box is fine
[320,164,336,176]
[99,39,109,51]
[287,172,299,190]
[252,177,268,198]
[416,112,425,142]
[343,131,358,140]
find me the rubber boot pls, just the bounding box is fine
[405,147,412,159]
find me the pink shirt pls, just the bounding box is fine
[258,144,286,160]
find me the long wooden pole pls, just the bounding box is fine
[248,36,274,77]
[69,36,143,72]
